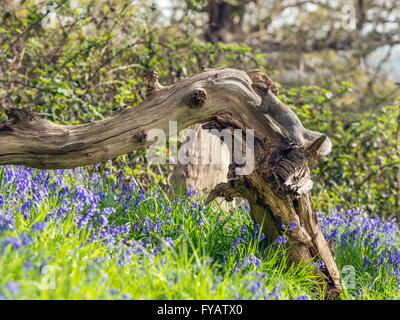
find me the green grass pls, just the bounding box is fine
[0,165,399,300]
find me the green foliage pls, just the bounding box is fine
[280,84,400,218]
[0,0,264,124]
[185,0,206,12]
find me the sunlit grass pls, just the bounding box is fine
[0,165,399,300]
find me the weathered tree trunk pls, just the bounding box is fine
[0,68,342,299]
[169,123,231,209]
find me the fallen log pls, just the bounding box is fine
[0,68,342,299]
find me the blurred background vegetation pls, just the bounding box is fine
[0,0,399,218]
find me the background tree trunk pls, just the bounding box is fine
[205,0,234,43]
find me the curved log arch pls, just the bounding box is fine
[0,68,342,299]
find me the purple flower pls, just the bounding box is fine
[21,200,36,217]
[315,260,326,269]
[15,169,30,194]
[32,221,47,233]
[185,189,196,197]
[191,201,199,209]
[7,281,20,294]
[254,224,266,242]
[233,254,262,274]
[110,288,119,295]
[78,215,90,228]
[103,207,116,216]
[135,194,146,206]
[241,224,248,239]
[117,224,130,234]
[159,257,167,267]
[0,212,14,231]
[164,237,174,247]
[99,215,108,227]
[20,233,33,246]
[75,186,96,206]
[288,221,298,231]
[122,293,131,299]
[248,254,262,266]
[57,203,71,216]
[274,235,287,248]
[268,284,282,300]
[249,280,262,294]
[296,294,310,300]
[23,259,34,271]
[2,237,22,250]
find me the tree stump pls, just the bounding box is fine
[169,123,232,210]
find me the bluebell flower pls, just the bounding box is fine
[20,233,33,246]
[110,288,119,295]
[252,224,266,242]
[122,293,131,299]
[0,212,14,231]
[164,207,172,216]
[78,215,90,228]
[2,237,22,250]
[32,221,47,233]
[249,280,262,294]
[274,235,287,248]
[99,215,108,227]
[103,207,116,216]
[185,189,196,197]
[288,221,298,231]
[23,259,34,271]
[15,169,31,194]
[191,201,198,209]
[135,194,146,206]
[248,254,261,266]
[159,257,167,267]
[164,237,174,247]
[21,200,36,218]
[268,284,282,300]
[241,224,248,239]
[7,281,20,294]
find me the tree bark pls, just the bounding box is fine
[169,123,231,210]
[0,67,342,299]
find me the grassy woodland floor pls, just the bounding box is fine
[0,165,399,300]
